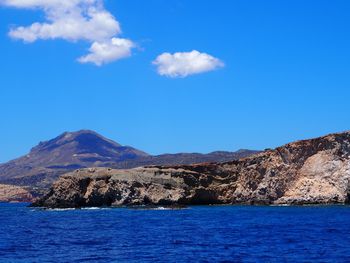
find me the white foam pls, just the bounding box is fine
[46,208,76,211]
[82,207,111,210]
[153,207,169,210]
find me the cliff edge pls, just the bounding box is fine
[33,131,350,208]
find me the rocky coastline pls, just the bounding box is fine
[0,184,34,203]
[33,131,350,208]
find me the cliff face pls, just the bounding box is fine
[0,130,256,195]
[0,184,33,202]
[33,131,350,208]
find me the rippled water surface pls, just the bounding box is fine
[1,203,350,262]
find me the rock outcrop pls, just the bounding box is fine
[33,131,350,208]
[0,130,257,195]
[0,130,150,191]
[0,184,33,202]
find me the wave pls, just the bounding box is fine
[45,208,76,212]
[81,207,111,210]
[145,206,189,211]
[31,207,112,212]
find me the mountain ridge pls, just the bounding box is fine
[0,130,258,197]
[34,130,350,208]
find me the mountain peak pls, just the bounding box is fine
[25,130,149,168]
[0,129,258,191]
[32,130,121,153]
[62,129,104,138]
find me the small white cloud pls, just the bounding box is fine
[78,38,135,66]
[1,0,135,65]
[153,50,224,78]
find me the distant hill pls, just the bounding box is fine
[113,150,258,169]
[34,130,350,208]
[0,130,258,195]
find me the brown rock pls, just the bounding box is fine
[33,131,350,208]
[0,130,257,192]
[0,184,34,202]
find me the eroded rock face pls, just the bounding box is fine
[33,132,350,208]
[0,130,256,193]
[0,184,33,202]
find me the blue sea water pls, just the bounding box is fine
[1,203,350,262]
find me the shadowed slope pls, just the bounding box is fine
[0,130,257,196]
[34,131,350,208]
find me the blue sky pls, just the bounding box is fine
[1,0,350,162]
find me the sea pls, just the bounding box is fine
[1,203,350,262]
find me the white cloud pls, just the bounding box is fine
[78,38,135,66]
[153,50,224,78]
[1,0,135,65]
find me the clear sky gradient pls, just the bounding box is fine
[1,0,350,163]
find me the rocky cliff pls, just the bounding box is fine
[33,131,350,208]
[0,184,33,202]
[0,130,149,191]
[0,130,256,195]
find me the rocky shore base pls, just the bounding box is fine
[33,132,350,208]
[0,184,33,203]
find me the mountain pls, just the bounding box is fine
[111,150,257,169]
[0,130,149,192]
[0,130,257,196]
[33,131,350,208]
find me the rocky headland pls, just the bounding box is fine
[0,130,256,197]
[33,131,350,208]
